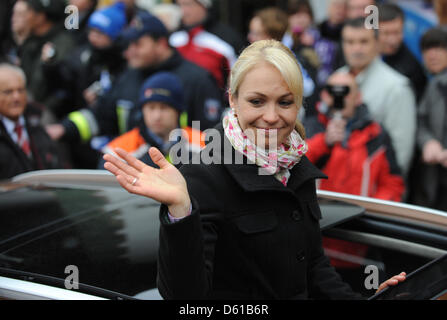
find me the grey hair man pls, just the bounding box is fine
[0,63,63,179]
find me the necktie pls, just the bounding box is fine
[14,122,32,158]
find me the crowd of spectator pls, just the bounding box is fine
[1,0,447,212]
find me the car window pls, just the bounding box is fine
[0,185,161,298]
[322,236,432,297]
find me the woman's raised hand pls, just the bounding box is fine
[103,147,191,218]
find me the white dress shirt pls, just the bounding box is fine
[1,115,30,147]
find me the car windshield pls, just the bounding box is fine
[0,184,161,298]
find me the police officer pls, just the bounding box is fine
[47,12,223,153]
[100,72,205,169]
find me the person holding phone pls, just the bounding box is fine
[103,39,405,300]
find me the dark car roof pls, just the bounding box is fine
[0,172,162,298]
[3,170,447,299]
[0,170,365,298]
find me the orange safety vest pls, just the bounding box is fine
[102,126,206,162]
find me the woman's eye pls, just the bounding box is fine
[279,100,294,107]
[249,99,263,106]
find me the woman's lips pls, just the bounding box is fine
[255,127,282,130]
[255,127,281,136]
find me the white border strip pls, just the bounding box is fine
[0,276,107,300]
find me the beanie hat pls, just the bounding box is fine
[25,0,67,22]
[139,72,185,113]
[88,2,127,40]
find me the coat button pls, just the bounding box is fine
[297,251,305,262]
[291,210,301,221]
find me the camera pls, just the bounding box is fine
[324,84,350,110]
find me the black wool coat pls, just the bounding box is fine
[0,109,63,180]
[157,124,363,300]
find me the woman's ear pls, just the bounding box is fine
[228,89,236,109]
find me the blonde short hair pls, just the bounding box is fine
[229,39,306,137]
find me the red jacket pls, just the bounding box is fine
[306,105,405,269]
[306,104,405,202]
[169,26,236,89]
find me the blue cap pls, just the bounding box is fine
[121,11,168,42]
[139,72,185,112]
[88,2,127,40]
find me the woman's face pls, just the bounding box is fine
[288,12,312,32]
[229,62,299,149]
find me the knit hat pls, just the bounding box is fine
[121,11,168,42]
[88,2,127,40]
[139,72,185,113]
[25,0,67,22]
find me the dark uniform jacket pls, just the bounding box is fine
[19,25,75,119]
[383,44,427,103]
[157,124,364,300]
[50,42,127,112]
[0,109,62,180]
[63,49,223,142]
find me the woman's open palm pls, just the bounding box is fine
[103,147,191,216]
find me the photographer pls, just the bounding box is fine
[305,71,405,202]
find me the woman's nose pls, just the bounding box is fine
[262,104,280,124]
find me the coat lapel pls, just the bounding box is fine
[286,156,328,191]
[224,155,327,193]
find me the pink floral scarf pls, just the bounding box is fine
[223,109,308,186]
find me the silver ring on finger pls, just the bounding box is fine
[131,177,138,186]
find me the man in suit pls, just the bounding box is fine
[0,63,63,180]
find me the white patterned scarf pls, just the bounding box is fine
[223,109,308,186]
